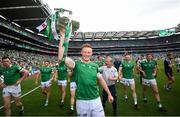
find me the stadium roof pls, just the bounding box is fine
[71,31,158,40]
[0,0,52,32]
[71,28,180,41]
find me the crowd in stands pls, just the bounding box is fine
[0,48,179,70]
[0,48,57,70]
[1,48,180,62]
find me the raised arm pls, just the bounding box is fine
[58,29,65,63]
[58,29,75,70]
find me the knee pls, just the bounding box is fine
[62,89,66,93]
[71,93,75,97]
[131,88,136,93]
[15,101,22,107]
[4,103,11,110]
[153,90,159,95]
[62,89,66,94]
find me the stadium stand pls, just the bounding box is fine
[0,0,180,57]
[0,0,51,32]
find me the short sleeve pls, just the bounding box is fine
[15,65,23,72]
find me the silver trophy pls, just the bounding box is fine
[55,8,80,38]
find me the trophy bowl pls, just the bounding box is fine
[55,11,80,35]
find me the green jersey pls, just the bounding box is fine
[0,65,3,75]
[40,66,52,82]
[74,60,99,100]
[0,64,22,85]
[95,60,105,67]
[140,60,157,79]
[121,60,134,79]
[56,61,67,80]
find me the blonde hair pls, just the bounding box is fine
[81,43,92,50]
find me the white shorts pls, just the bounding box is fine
[58,80,67,86]
[34,70,39,74]
[41,80,51,88]
[3,84,21,97]
[120,78,135,86]
[28,72,33,77]
[76,97,105,117]
[70,82,77,91]
[142,78,157,86]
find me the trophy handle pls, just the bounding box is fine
[54,8,72,15]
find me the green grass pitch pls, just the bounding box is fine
[0,60,180,116]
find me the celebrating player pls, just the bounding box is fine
[58,29,113,116]
[55,59,68,107]
[119,53,138,109]
[138,53,166,112]
[35,60,54,106]
[0,56,28,116]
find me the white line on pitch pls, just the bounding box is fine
[0,85,40,110]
